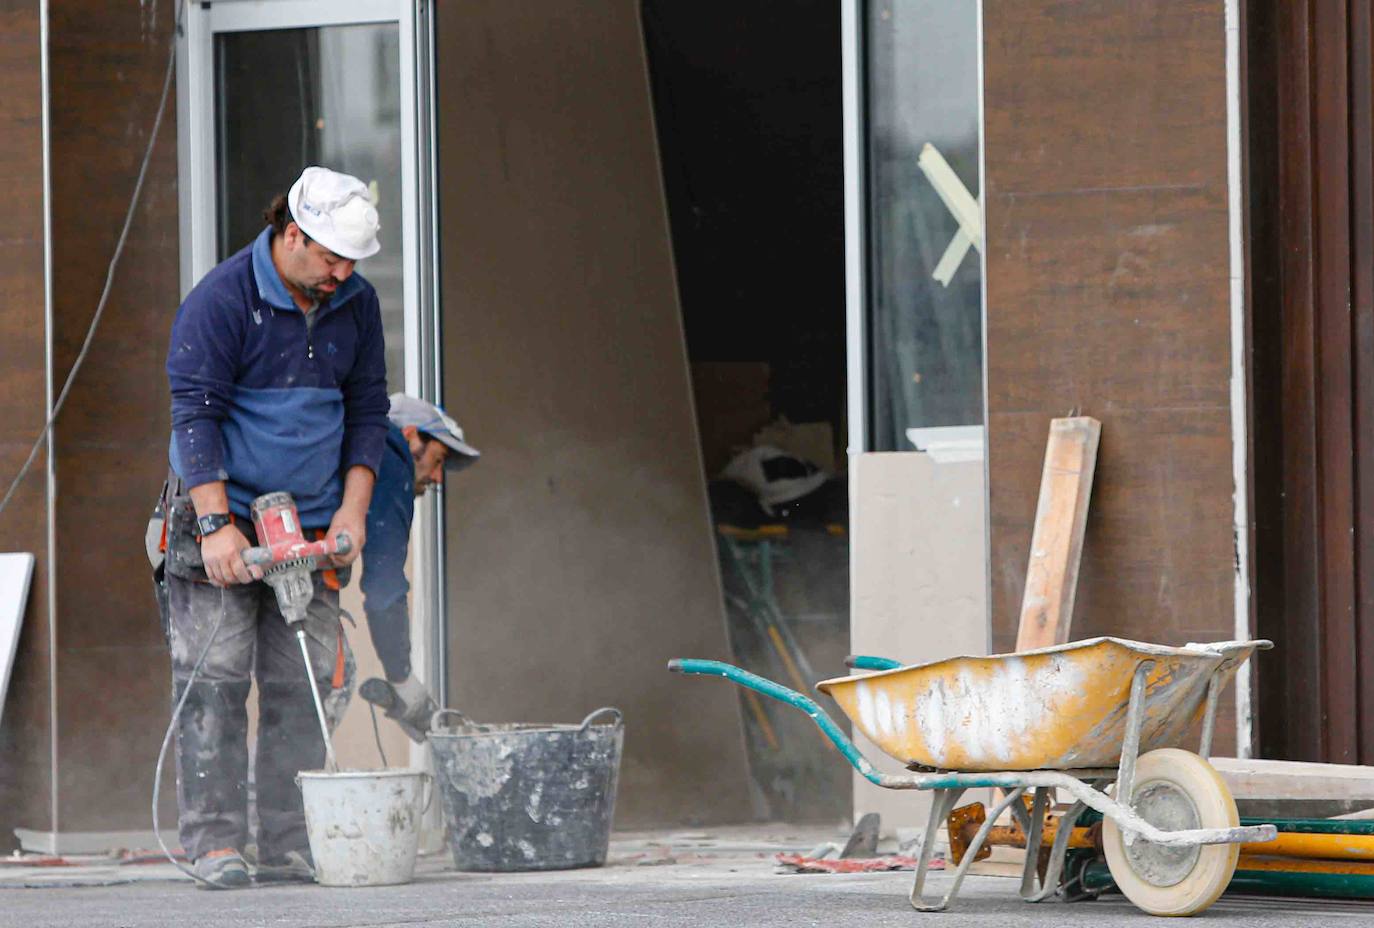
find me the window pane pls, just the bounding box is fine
[215,23,406,395]
[865,0,983,449]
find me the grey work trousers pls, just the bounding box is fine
[166,569,343,862]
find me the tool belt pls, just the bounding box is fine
[149,470,349,587]
[150,470,206,582]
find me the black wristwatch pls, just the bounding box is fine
[196,512,232,537]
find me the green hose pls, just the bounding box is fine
[1078,810,1374,836]
[1081,861,1374,900]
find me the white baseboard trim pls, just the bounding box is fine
[14,828,180,856]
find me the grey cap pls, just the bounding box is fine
[387,393,480,469]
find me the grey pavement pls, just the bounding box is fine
[1,827,1368,927]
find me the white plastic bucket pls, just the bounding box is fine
[297,769,431,887]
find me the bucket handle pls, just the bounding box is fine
[430,708,481,734]
[420,771,435,814]
[578,707,622,730]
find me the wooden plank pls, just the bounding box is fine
[1015,417,1102,651]
[1211,757,1374,801]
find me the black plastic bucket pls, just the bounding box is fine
[429,707,624,871]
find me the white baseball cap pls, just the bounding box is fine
[287,166,381,260]
[388,393,481,470]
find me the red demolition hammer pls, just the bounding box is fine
[242,491,352,770]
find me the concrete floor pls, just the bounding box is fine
[1,826,1367,927]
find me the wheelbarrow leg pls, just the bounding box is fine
[910,788,964,911]
[1115,661,1155,850]
[1017,787,1052,900]
[911,786,1027,912]
[1007,789,1034,835]
[1198,671,1224,757]
[1023,792,1099,903]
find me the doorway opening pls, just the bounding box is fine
[176,0,443,773]
[643,0,850,823]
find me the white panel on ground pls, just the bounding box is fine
[849,451,988,837]
[0,552,34,727]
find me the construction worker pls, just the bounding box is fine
[357,394,479,740]
[161,166,389,888]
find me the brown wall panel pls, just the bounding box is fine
[45,0,178,831]
[0,3,55,848]
[984,0,1238,749]
[990,408,1235,651]
[1247,0,1374,763]
[985,4,1228,192]
[985,188,1230,414]
[436,0,754,826]
[53,644,173,830]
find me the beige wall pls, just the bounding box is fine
[849,452,989,834]
[434,1,753,827]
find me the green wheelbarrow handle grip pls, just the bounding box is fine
[666,658,886,784]
[844,654,904,672]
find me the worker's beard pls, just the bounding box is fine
[301,281,337,303]
[284,268,338,305]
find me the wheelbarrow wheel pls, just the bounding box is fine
[1101,748,1239,917]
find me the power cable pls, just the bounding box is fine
[0,0,188,519]
[152,587,225,888]
[368,701,390,768]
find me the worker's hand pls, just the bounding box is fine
[201,524,263,586]
[325,507,366,568]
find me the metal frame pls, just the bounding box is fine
[38,0,59,835]
[1223,0,1254,760]
[840,0,866,460]
[669,655,1275,914]
[839,0,995,706]
[174,0,447,719]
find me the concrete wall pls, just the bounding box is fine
[434,1,754,826]
[982,2,1237,749]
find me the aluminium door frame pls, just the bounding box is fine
[174,0,448,711]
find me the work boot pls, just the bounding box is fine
[193,848,251,890]
[254,848,316,884]
[359,675,437,743]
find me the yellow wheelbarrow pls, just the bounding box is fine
[669,637,1277,917]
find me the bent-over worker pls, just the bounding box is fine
[357,393,479,740]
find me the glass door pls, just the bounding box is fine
[176,0,446,711]
[841,0,990,832]
[213,21,408,391]
[859,0,986,452]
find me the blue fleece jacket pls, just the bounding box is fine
[166,227,390,527]
[361,424,414,615]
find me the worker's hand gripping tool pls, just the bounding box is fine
[242,491,352,624]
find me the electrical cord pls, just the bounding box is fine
[152,585,226,888]
[0,0,188,520]
[368,701,390,768]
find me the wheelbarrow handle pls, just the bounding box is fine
[667,658,885,784]
[845,654,904,672]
